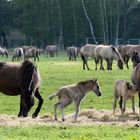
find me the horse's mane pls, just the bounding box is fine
[77,80,93,85]
[21,60,37,94]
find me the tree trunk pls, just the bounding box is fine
[99,0,106,44]
[72,0,78,46]
[81,0,97,44]
[57,0,64,50]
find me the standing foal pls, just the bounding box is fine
[49,78,102,121]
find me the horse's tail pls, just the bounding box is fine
[80,52,86,62]
[49,93,58,100]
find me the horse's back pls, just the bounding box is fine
[80,44,97,57]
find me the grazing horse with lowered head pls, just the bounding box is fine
[94,45,124,70]
[0,60,43,117]
[118,44,140,69]
[49,78,102,121]
[0,47,8,58]
[45,45,58,57]
[80,44,97,70]
[24,47,39,61]
[67,46,78,61]
[12,47,24,61]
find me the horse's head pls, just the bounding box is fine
[92,78,102,97]
[117,59,123,69]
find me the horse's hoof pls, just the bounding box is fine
[62,118,65,122]
[32,113,37,118]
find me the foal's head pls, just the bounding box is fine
[91,78,102,97]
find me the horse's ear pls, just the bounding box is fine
[126,82,132,90]
[93,78,97,82]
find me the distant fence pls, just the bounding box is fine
[115,38,140,46]
[86,37,140,46]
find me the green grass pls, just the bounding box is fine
[0,53,139,140]
[0,125,139,140]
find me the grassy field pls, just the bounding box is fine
[0,53,139,140]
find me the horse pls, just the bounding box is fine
[0,60,43,117]
[131,63,140,115]
[94,45,124,70]
[49,78,102,121]
[118,44,140,69]
[113,80,138,115]
[67,46,78,61]
[0,47,8,58]
[45,45,58,57]
[12,47,24,61]
[80,44,97,70]
[131,51,140,67]
[24,47,39,61]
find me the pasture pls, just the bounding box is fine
[0,52,140,140]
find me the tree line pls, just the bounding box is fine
[0,0,140,49]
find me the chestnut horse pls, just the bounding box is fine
[0,60,43,117]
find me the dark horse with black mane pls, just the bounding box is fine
[0,60,43,117]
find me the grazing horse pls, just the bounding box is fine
[80,44,97,70]
[0,47,8,58]
[49,78,102,121]
[0,60,43,117]
[24,47,39,61]
[131,63,140,114]
[12,47,24,61]
[67,46,77,61]
[131,51,140,67]
[94,45,124,70]
[45,45,58,57]
[118,44,140,69]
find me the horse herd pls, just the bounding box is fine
[0,44,140,122]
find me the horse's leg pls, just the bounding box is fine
[100,57,104,70]
[125,55,129,69]
[95,58,98,70]
[119,96,123,113]
[60,99,72,121]
[113,96,118,115]
[121,99,126,115]
[32,89,43,118]
[131,96,135,115]
[18,96,23,117]
[54,102,61,120]
[74,99,81,121]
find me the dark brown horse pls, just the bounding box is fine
[131,63,140,114]
[0,60,43,117]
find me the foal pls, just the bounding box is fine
[49,78,102,121]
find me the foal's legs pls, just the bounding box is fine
[121,99,126,115]
[100,57,104,70]
[74,99,81,121]
[54,102,61,120]
[113,96,118,115]
[59,99,72,121]
[32,89,43,118]
[131,96,135,115]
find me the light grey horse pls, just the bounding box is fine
[80,44,97,70]
[94,45,124,70]
[0,46,8,58]
[12,47,24,61]
[49,78,102,121]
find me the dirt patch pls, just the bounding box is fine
[0,109,140,127]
